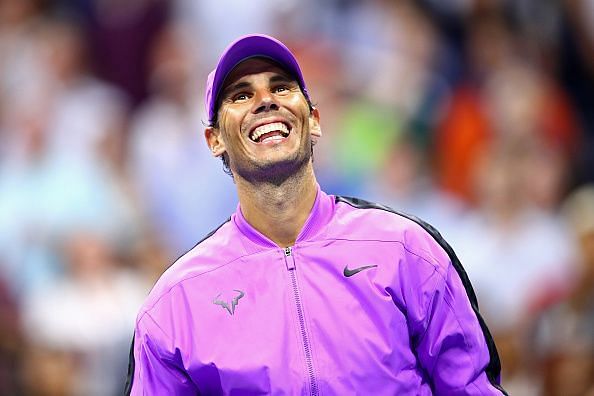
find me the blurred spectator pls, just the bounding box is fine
[516,138,570,213]
[0,16,141,297]
[0,0,48,142]
[457,139,574,329]
[450,139,575,393]
[171,0,298,65]
[21,232,149,396]
[38,17,130,167]
[21,345,76,396]
[128,24,237,258]
[434,6,580,204]
[433,81,492,203]
[483,62,578,154]
[127,231,171,286]
[318,0,450,194]
[76,0,169,106]
[367,135,464,239]
[533,185,594,396]
[332,99,402,189]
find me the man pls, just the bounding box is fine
[125,34,507,395]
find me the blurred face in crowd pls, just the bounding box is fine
[65,233,113,280]
[207,58,320,185]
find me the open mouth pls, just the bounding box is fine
[249,122,290,144]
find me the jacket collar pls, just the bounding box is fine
[232,184,334,251]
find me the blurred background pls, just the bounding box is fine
[0,0,593,394]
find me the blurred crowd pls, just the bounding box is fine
[0,0,593,395]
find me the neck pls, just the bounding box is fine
[236,163,318,247]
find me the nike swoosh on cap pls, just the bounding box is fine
[343,264,378,277]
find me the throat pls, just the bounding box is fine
[236,169,318,247]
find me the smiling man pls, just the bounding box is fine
[125,34,507,395]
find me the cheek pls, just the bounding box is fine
[289,96,310,114]
[219,105,245,128]
[282,99,312,144]
[219,112,244,142]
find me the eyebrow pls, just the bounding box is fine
[269,74,297,85]
[222,81,251,98]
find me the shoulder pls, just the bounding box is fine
[332,195,450,262]
[333,195,482,308]
[138,218,241,315]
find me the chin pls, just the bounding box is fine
[236,150,311,185]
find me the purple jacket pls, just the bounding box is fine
[126,187,506,395]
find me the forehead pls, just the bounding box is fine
[222,57,295,91]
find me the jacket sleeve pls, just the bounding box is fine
[125,312,198,396]
[404,230,507,395]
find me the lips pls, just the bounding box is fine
[248,121,290,143]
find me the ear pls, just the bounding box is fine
[205,127,226,157]
[309,107,322,139]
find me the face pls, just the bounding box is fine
[206,58,320,184]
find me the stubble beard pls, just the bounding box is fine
[232,135,313,187]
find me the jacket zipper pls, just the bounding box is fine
[284,247,319,395]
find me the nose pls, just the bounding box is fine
[253,89,279,114]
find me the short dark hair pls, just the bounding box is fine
[221,152,233,177]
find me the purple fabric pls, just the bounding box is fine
[205,34,310,123]
[129,187,504,394]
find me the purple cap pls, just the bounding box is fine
[205,34,309,124]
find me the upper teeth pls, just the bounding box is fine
[250,122,289,141]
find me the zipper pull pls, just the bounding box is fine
[284,246,295,270]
